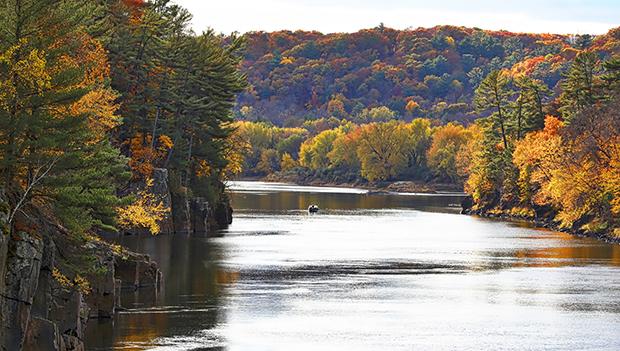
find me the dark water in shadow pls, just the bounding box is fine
[85,181,620,350]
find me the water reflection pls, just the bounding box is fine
[86,234,229,350]
[229,182,465,214]
[86,181,620,351]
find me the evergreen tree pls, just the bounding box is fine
[105,0,169,139]
[601,55,620,95]
[474,70,514,149]
[573,34,593,50]
[167,31,247,201]
[103,0,246,206]
[558,51,600,123]
[514,77,550,137]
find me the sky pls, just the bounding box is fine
[172,0,619,35]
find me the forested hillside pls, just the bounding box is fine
[235,25,620,125]
[228,26,620,238]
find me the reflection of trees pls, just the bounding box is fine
[96,234,232,349]
[232,191,464,213]
[510,235,620,268]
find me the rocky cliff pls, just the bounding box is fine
[155,168,233,235]
[0,190,163,351]
[0,167,235,350]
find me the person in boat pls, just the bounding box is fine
[308,204,320,213]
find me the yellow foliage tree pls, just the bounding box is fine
[256,148,280,174]
[328,127,362,169]
[402,118,432,169]
[280,56,294,65]
[221,130,251,179]
[280,153,298,172]
[455,124,484,182]
[327,95,347,118]
[299,129,343,170]
[53,33,122,139]
[356,121,409,181]
[0,40,52,111]
[513,116,564,206]
[513,113,619,231]
[117,178,170,235]
[427,123,473,182]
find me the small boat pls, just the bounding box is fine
[307,204,320,213]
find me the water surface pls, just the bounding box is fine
[86,181,620,350]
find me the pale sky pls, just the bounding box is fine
[173,0,619,35]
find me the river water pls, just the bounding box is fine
[86,181,620,350]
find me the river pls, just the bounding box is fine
[85,181,620,350]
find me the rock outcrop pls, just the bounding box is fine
[0,219,163,351]
[213,200,233,228]
[190,197,210,234]
[167,170,233,235]
[0,231,43,351]
[23,317,62,351]
[460,195,474,214]
[138,168,233,235]
[171,188,192,234]
[0,164,235,350]
[127,168,175,235]
[83,247,116,319]
[114,252,161,291]
[150,168,174,234]
[189,196,233,234]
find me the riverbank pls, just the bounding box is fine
[0,221,163,350]
[260,172,463,194]
[0,167,235,351]
[462,204,620,245]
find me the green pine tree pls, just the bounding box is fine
[601,55,620,96]
[474,70,514,149]
[514,77,550,137]
[558,51,600,123]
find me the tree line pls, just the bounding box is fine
[230,118,475,183]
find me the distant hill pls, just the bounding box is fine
[235,25,620,126]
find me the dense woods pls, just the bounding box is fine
[232,27,620,237]
[0,0,244,237]
[0,1,246,348]
[1,0,615,241]
[235,26,619,126]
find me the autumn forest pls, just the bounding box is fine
[0,0,619,349]
[230,26,620,237]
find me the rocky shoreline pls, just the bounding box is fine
[0,168,234,351]
[460,197,620,245]
[0,225,162,351]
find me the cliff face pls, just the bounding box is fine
[154,168,232,235]
[124,168,233,235]
[0,166,235,350]
[0,196,163,351]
